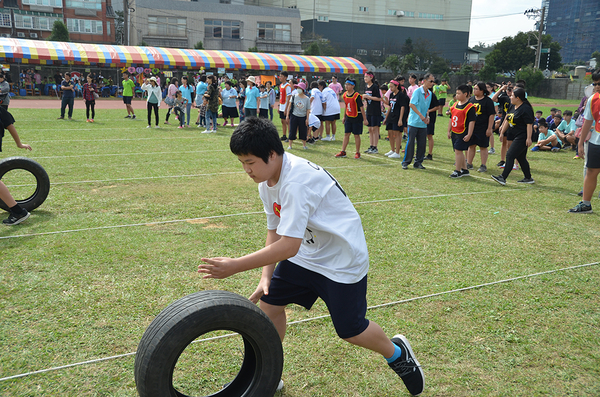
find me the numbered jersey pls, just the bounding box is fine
[450,102,476,134]
[258,152,369,284]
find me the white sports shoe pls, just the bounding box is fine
[201,129,213,134]
[330,135,336,141]
[384,150,395,156]
[322,136,331,141]
[389,152,402,159]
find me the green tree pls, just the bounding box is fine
[399,53,416,75]
[194,41,203,50]
[592,51,600,61]
[457,63,474,76]
[304,42,320,56]
[382,55,401,76]
[485,32,562,72]
[478,64,498,82]
[541,34,562,70]
[515,66,544,90]
[247,46,259,52]
[401,38,413,56]
[47,20,69,42]
[429,56,450,76]
[115,11,124,45]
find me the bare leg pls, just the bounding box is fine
[583,168,600,202]
[344,321,395,358]
[0,181,17,207]
[259,301,287,341]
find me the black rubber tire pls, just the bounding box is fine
[134,290,284,397]
[0,157,50,212]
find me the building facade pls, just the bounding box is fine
[129,0,302,53]
[0,0,116,43]
[545,0,600,64]
[251,0,473,63]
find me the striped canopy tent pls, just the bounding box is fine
[0,38,366,74]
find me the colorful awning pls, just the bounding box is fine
[0,38,366,74]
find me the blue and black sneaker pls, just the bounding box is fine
[388,335,425,396]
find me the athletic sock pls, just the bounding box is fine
[9,204,25,215]
[385,344,402,363]
[583,200,591,206]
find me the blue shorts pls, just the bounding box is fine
[261,260,370,339]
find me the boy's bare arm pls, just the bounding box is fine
[199,234,302,279]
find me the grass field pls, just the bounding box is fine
[1,103,599,397]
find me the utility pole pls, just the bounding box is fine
[524,6,546,69]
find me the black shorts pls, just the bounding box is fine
[261,260,369,339]
[289,114,308,141]
[473,129,490,148]
[586,142,600,169]
[345,118,363,135]
[279,110,286,119]
[317,114,325,121]
[452,132,471,151]
[259,108,269,118]
[438,98,446,106]
[245,108,257,118]
[366,115,381,127]
[386,121,402,132]
[222,105,239,119]
[321,113,340,121]
[427,121,435,135]
[123,96,132,105]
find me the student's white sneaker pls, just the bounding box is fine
[389,152,402,159]
[330,135,336,141]
[322,136,331,141]
[276,380,284,391]
[384,150,395,156]
[201,129,213,134]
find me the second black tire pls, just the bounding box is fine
[134,290,284,397]
[0,157,50,212]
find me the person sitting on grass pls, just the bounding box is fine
[198,117,425,396]
[447,85,476,178]
[531,118,562,152]
[569,69,600,214]
[549,113,561,131]
[555,110,577,149]
[0,107,32,225]
[335,79,367,159]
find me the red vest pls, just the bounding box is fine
[344,91,360,117]
[279,82,290,105]
[591,92,600,133]
[450,103,475,134]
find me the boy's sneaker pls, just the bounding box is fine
[334,151,346,158]
[568,201,592,214]
[280,135,287,141]
[330,135,335,141]
[577,190,583,197]
[491,175,506,186]
[201,129,213,134]
[388,335,425,396]
[466,163,473,170]
[530,146,540,152]
[425,154,433,160]
[132,115,136,119]
[460,169,470,177]
[402,164,408,169]
[3,210,30,225]
[371,147,379,154]
[449,170,462,178]
[322,135,331,141]
[573,155,580,159]
[354,152,361,159]
[512,164,518,170]
[384,150,395,156]
[125,115,131,118]
[389,152,402,159]
[517,177,535,184]
[488,147,496,154]
[364,146,374,153]
[497,160,505,167]
[551,147,560,152]
[477,165,487,172]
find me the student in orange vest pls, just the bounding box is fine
[278,72,292,142]
[447,85,476,178]
[569,69,600,213]
[335,79,367,159]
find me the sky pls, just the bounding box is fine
[468,0,544,47]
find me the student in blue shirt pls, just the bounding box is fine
[221,81,239,127]
[555,110,577,148]
[179,76,195,127]
[243,76,260,118]
[402,74,434,170]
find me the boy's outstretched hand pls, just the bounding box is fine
[198,257,238,279]
[249,278,270,304]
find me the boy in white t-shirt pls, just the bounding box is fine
[199,117,425,396]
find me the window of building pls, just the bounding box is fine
[0,13,11,28]
[371,50,382,56]
[418,13,443,20]
[22,0,62,7]
[14,14,60,30]
[67,18,103,34]
[257,22,290,41]
[404,11,415,18]
[359,6,368,12]
[148,16,187,37]
[65,0,101,10]
[107,21,110,35]
[387,10,397,16]
[219,0,231,3]
[356,49,367,55]
[317,16,329,22]
[205,20,240,39]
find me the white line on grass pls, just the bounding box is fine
[29,136,204,143]
[5,164,392,188]
[32,149,231,159]
[0,189,512,240]
[1,260,597,382]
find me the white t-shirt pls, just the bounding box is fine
[308,113,321,129]
[310,88,323,116]
[583,95,600,145]
[322,87,341,116]
[279,83,292,112]
[259,153,369,283]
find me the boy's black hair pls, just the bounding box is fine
[310,81,318,89]
[516,79,526,87]
[230,117,285,163]
[535,110,543,114]
[318,80,327,89]
[538,118,548,128]
[280,71,289,78]
[380,84,388,91]
[550,108,557,112]
[554,114,563,120]
[563,110,573,116]
[593,69,600,81]
[474,81,489,96]
[457,84,469,94]
[410,74,417,80]
[259,84,266,89]
[200,75,207,82]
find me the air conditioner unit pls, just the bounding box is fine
[16,32,25,38]
[397,11,405,17]
[30,33,38,38]
[0,33,10,38]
